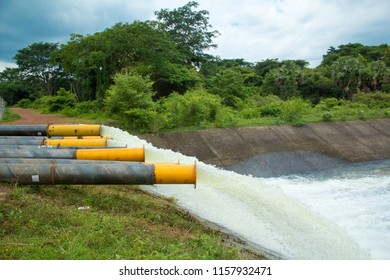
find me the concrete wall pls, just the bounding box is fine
[139,119,390,170]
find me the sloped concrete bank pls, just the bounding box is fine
[140,119,390,177]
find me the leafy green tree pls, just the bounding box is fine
[0,68,32,105]
[105,72,156,132]
[206,67,255,107]
[299,68,341,102]
[105,72,154,114]
[254,59,283,80]
[262,61,303,100]
[363,61,389,91]
[331,56,365,98]
[14,42,64,96]
[58,21,197,100]
[154,1,220,66]
[321,43,388,66]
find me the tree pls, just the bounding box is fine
[262,61,304,100]
[14,42,63,96]
[0,68,31,105]
[321,43,388,66]
[299,68,341,102]
[331,56,364,99]
[154,1,220,66]
[364,61,389,91]
[58,21,197,100]
[105,72,154,115]
[207,67,250,107]
[105,72,157,131]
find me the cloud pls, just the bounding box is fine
[0,61,17,72]
[198,0,390,66]
[0,0,389,68]
[0,0,155,64]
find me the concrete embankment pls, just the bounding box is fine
[140,119,390,177]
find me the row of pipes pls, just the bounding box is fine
[0,124,196,186]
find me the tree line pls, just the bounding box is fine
[1,1,390,131]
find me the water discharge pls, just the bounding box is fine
[102,125,389,260]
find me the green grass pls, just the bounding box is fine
[0,183,263,260]
[0,108,20,123]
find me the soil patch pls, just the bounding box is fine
[2,108,83,125]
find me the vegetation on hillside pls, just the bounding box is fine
[0,1,389,132]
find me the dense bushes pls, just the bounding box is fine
[23,73,390,133]
[161,89,221,127]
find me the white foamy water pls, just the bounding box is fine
[101,125,390,260]
[264,167,390,259]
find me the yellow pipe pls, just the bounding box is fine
[154,163,197,186]
[59,136,112,139]
[44,138,107,147]
[75,148,145,162]
[47,124,101,136]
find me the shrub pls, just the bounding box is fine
[16,98,32,108]
[322,112,333,122]
[259,101,282,117]
[280,98,311,126]
[47,88,77,112]
[161,89,222,128]
[105,72,154,116]
[315,97,340,111]
[215,107,238,128]
[105,72,157,132]
[352,91,390,109]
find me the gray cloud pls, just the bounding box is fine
[1,0,389,70]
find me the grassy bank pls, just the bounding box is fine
[0,108,20,123]
[0,183,263,260]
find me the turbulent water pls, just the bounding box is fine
[102,126,390,260]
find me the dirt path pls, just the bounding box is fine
[2,108,84,125]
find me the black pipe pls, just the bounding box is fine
[0,125,48,136]
[0,163,156,185]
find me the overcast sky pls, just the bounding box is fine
[1,0,389,71]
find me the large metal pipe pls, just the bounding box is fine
[0,158,129,164]
[0,147,145,161]
[43,138,108,147]
[47,124,101,136]
[0,124,101,136]
[0,125,48,136]
[75,148,144,161]
[0,145,127,149]
[0,162,196,185]
[0,149,76,159]
[0,137,112,146]
[0,138,45,145]
[0,136,108,139]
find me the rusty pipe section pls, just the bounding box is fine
[0,124,101,136]
[0,162,196,185]
[0,147,145,161]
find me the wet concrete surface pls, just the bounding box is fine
[140,119,390,176]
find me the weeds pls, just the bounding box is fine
[0,183,262,260]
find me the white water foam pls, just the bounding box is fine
[102,125,371,259]
[264,171,390,259]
